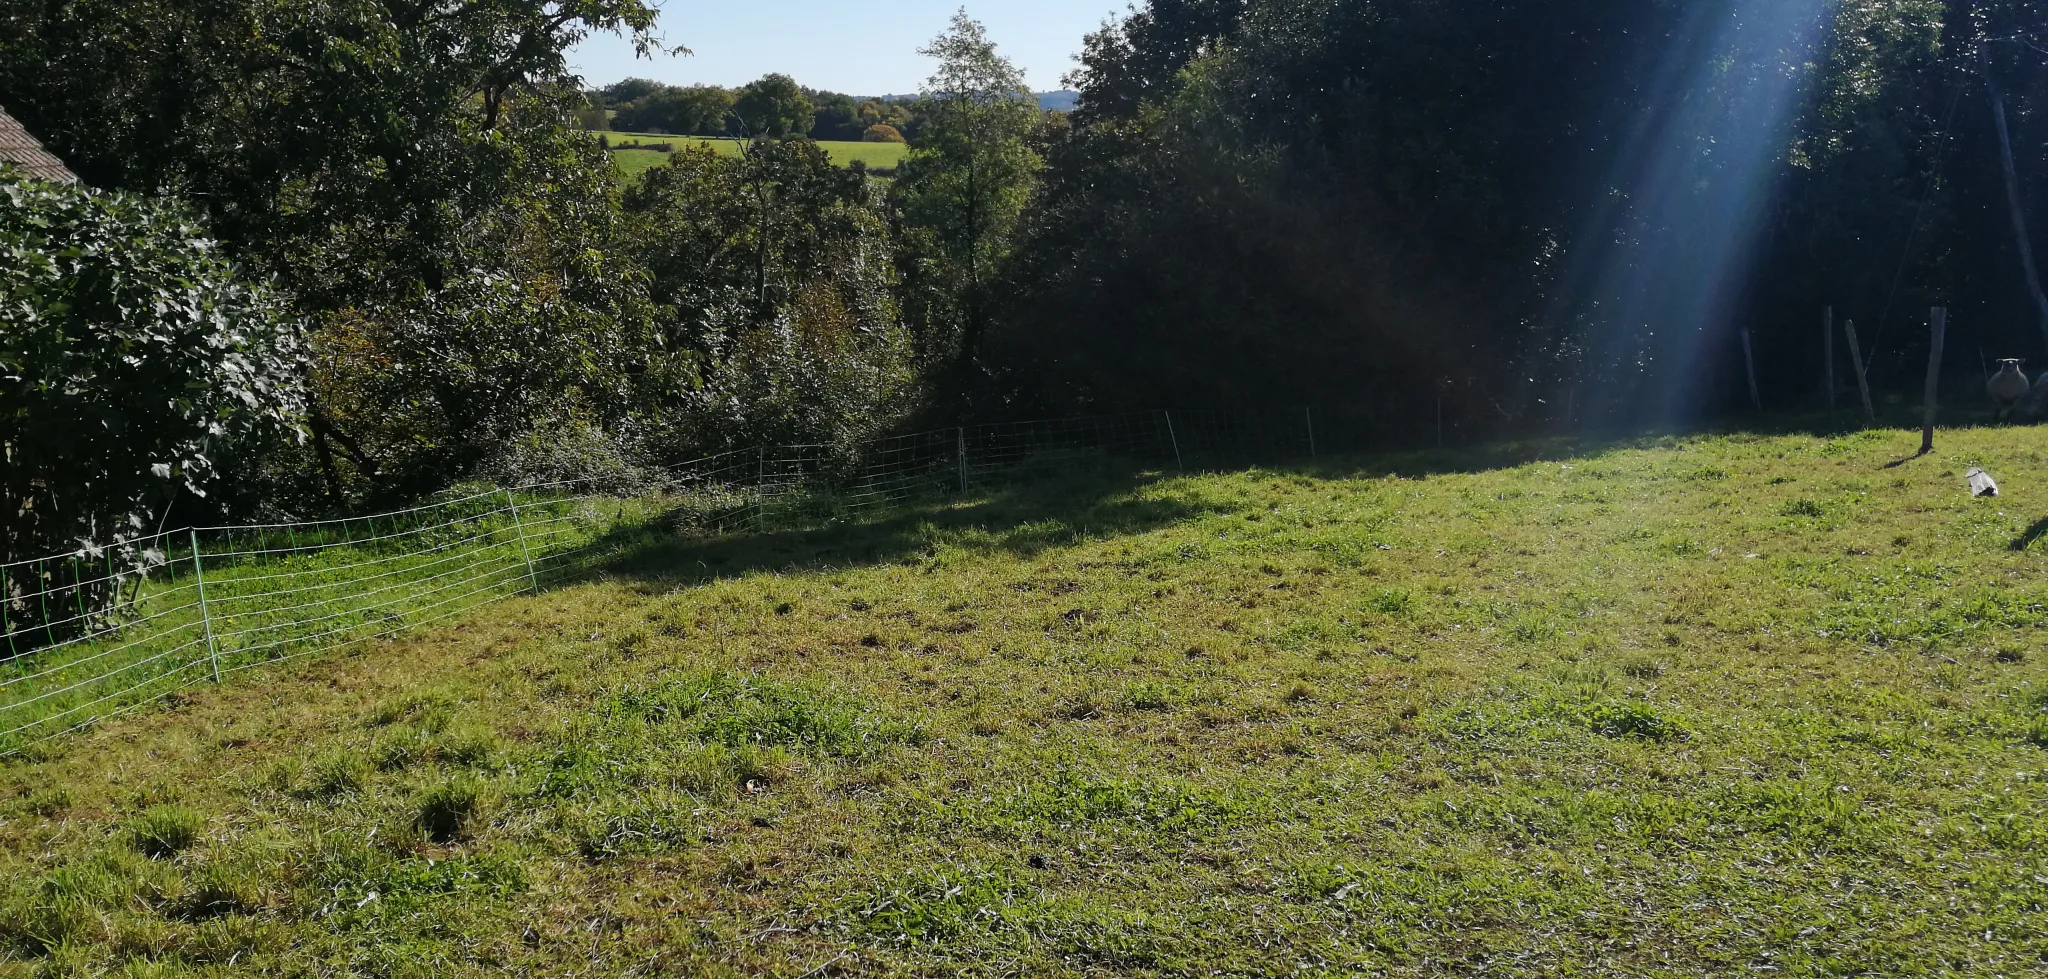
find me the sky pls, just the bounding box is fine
[568,0,1127,97]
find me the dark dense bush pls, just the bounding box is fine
[0,169,303,623]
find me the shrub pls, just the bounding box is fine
[862,123,906,143]
[0,168,303,645]
[1581,701,1687,741]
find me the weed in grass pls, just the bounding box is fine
[128,806,204,859]
[1581,700,1686,741]
[844,868,1023,945]
[22,786,71,817]
[1120,681,1181,711]
[1619,656,1666,679]
[1780,497,1829,518]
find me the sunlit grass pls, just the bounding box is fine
[2,425,2046,975]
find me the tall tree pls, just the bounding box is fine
[623,143,916,452]
[892,11,1042,395]
[734,73,815,137]
[614,84,736,135]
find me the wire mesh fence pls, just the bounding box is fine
[0,407,1323,756]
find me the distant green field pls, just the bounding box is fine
[600,133,909,180]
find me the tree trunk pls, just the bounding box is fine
[1986,56,2048,352]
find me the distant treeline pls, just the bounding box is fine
[580,75,919,143]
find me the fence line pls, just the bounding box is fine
[0,407,1327,756]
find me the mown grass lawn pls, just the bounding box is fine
[602,135,909,181]
[3,425,2046,977]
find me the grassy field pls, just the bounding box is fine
[602,134,910,181]
[3,424,2046,976]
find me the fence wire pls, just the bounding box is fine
[0,408,1318,756]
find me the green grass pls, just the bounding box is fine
[601,134,910,181]
[0,489,670,755]
[4,425,2048,975]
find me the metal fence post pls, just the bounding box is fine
[503,488,540,595]
[1162,410,1185,472]
[190,529,221,684]
[1305,406,1317,459]
[956,427,970,492]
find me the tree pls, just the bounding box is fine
[601,77,668,107]
[613,84,735,135]
[809,89,867,141]
[622,143,917,451]
[734,74,814,138]
[0,169,303,636]
[891,11,1042,394]
[0,0,673,506]
[863,124,907,143]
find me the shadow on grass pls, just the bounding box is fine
[2011,516,2048,552]
[554,466,1221,591]
[1308,408,2047,481]
[547,407,2048,590]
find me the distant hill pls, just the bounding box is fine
[873,91,1081,111]
[1037,90,1079,112]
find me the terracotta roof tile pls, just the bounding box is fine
[0,105,78,183]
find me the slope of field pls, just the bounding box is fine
[4,426,2046,976]
[602,134,909,181]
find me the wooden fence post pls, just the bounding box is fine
[1922,307,1946,455]
[1844,319,1876,425]
[1824,307,1836,411]
[1741,329,1762,411]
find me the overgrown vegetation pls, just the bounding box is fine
[11,1,2045,549]
[0,172,302,619]
[1,426,2044,974]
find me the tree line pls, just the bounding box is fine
[6,0,2048,599]
[586,75,918,143]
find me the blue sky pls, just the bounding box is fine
[568,1,1127,96]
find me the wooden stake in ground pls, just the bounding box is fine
[1824,307,1836,411]
[1843,319,1876,424]
[1741,329,1762,411]
[1922,307,1946,455]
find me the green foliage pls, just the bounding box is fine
[733,73,814,138]
[892,13,1044,386]
[991,0,2048,421]
[623,141,917,453]
[612,84,735,136]
[304,120,661,502]
[0,172,302,606]
[0,0,668,510]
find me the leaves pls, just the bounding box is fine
[0,169,303,575]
